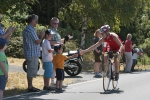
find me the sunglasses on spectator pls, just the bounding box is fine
[53,23,59,25]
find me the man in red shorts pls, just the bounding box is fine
[80,25,123,81]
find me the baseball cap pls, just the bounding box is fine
[54,44,62,52]
[45,29,55,35]
[0,38,8,47]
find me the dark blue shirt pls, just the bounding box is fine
[93,36,103,52]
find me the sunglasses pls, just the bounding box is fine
[53,23,59,25]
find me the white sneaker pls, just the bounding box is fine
[62,84,68,88]
[50,83,68,88]
[51,83,56,88]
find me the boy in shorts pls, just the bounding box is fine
[0,38,8,100]
[53,44,78,92]
[42,29,54,90]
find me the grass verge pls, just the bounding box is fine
[4,72,75,97]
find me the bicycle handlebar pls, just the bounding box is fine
[101,51,120,64]
[102,51,119,56]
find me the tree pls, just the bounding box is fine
[59,0,143,29]
[58,0,143,48]
[0,0,38,14]
[120,0,150,44]
[119,0,150,56]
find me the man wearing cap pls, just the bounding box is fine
[80,25,123,81]
[22,14,45,92]
[0,13,15,40]
[0,38,9,100]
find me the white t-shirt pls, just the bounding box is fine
[132,48,139,59]
[42,39,53,62]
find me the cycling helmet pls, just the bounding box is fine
[100,25,110,33]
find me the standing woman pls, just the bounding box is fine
[124,34,133,73]
[93,29,103,77]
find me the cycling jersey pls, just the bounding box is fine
[104,32,122,52]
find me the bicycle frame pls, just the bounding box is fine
[102,51,118,92]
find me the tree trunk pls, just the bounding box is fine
[54,0,58,17]
[81,17,87,49]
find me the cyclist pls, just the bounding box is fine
[80,25,123,80]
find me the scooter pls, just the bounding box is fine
[22,50,83,76]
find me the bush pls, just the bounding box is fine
[64,40,78,52]
[58,25,83,47]
[6,37,24,58]
[137,54,150,65]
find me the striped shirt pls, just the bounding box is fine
[22,25,40,60]
[0,24,5,35]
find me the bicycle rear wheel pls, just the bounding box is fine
[103,63,111,91]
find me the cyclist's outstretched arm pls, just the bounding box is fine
[80,38,104,55]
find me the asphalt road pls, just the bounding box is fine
[4,68,150,100]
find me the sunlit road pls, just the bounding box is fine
[4,70,150,100]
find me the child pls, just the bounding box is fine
[42,29,54,90]
[0,38,8,100]
[53,44,78,92]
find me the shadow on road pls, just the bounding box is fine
[3,91,58,100]
[65,76,83,78]
[100,88,124,94]
[79,92,102,94]
[78,89,124,94]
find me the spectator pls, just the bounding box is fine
[131,44,143,72]
[49,17,71,87]
[42,29,54,90]
[93,29,103,77]
[49,17,72,46]
[22,14,45,92]
[0,13,15,40]
[0,38,9,100]
[49,17,62,87]
[52,44,78,92]
[124,33,132,73]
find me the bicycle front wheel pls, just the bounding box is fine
[112,70,118,89]
[103,64,111,92]
[112,78,118,89]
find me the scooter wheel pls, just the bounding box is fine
[22,60,40,73]
[64,60,82,76]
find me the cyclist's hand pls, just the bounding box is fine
[80,50,86,55]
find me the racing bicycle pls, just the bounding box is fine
[102,51,119,92]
